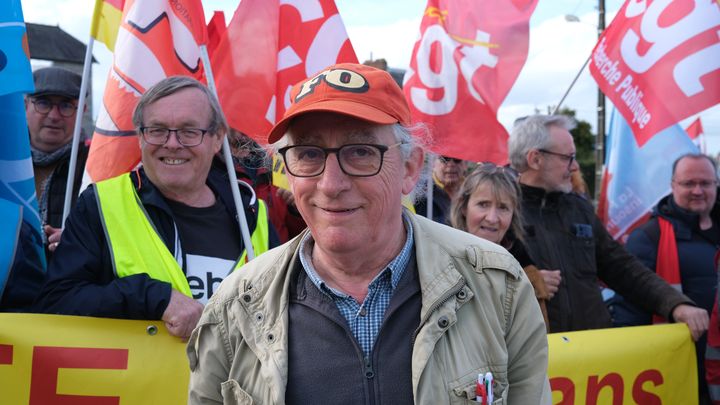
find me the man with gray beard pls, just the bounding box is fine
[508,114,708,338]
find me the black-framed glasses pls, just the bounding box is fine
[140,126,209,147]
[438,155,463,164]
[30,98,77,117]
[278,143,404,177]
[538,149,576,169]
[475,162,519,180]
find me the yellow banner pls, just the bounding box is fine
[0,314,187,405]
[0,315,697,404]
[548,323,696,404]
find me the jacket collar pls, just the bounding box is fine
[130,158,253,229]
[520,183,564,207]
[655,193,720,237]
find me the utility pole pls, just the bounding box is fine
[594,0,606,203]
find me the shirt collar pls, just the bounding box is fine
[299,211,414,298]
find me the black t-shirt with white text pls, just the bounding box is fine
[165,196,241,303]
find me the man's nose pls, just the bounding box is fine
[316,153,350,196]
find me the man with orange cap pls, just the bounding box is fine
[188,63,550,404]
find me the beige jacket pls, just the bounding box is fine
[187,214,551,404]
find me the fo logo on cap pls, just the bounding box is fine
[295,68,370,102]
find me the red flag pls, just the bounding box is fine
[685,117,704,140]
[85,0,208,184]
[211,0,357,143]
[403,0,538,163]
[206,11,226,57]
[589,1,720,147]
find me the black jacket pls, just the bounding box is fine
[413,184,451,225]
[35,161,279,319]
[614,194,720,326]
[1,221,45,312]
[519,184,693,332]
[42,142,89,229]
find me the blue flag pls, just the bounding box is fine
[0,0,33,96]
[0,0,45,291]
[598,106,699,241]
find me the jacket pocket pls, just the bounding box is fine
[450,375,507,404]
[221,379,254,405]
[570,235,596,277]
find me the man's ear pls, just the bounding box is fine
[402,147,425,195]
[213,129,226,154]
[526,149,542,171]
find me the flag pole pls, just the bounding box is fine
[61,35,95,226]
[199,45,255,261]
[425,155,435,220]
[552,54,590,115]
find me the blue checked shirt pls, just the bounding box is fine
[299,212,414,356]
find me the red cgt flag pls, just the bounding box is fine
[589,1,720,147]
[85,0,208,184]
[210,0,357,144]
[403,0,538,163]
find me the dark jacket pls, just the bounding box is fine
[42,142,89,229]
[35,161,279,319]
[519,184,694,333]
[413,183,451,225]
[616,193,719,401]
[614,194,719,326]
[1,221,45,312]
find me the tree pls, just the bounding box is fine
[557,107,596,200]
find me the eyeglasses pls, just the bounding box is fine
[31,98,77,117]
[438,155,463,164]
[140,127,209,147]
[674,180,718,190]
[278,143,403,177]
[475,162,519,180]
[538,149,576,169]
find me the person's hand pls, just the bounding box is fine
[44,225,63,252]
[162,289,204,340]
[276,188,295,207]
[671,304,709,341]
[539,269,561,299]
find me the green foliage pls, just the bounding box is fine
[557,107,597,199]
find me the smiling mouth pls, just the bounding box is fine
[321,207,358,213]
[161,158,188,165]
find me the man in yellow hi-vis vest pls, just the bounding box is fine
[36,77,278,339]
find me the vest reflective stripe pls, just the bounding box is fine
[239,199,270,264]
[95,173,270,297]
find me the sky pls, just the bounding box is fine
[21,0,720,156]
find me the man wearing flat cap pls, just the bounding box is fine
[26,66,88,255]
[188,63,551,404]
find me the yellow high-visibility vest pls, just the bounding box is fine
[95,173,269,297]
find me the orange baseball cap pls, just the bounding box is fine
[267,63,411,143]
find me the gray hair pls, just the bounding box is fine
[508,114,576,172]
[132,76,228,136]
